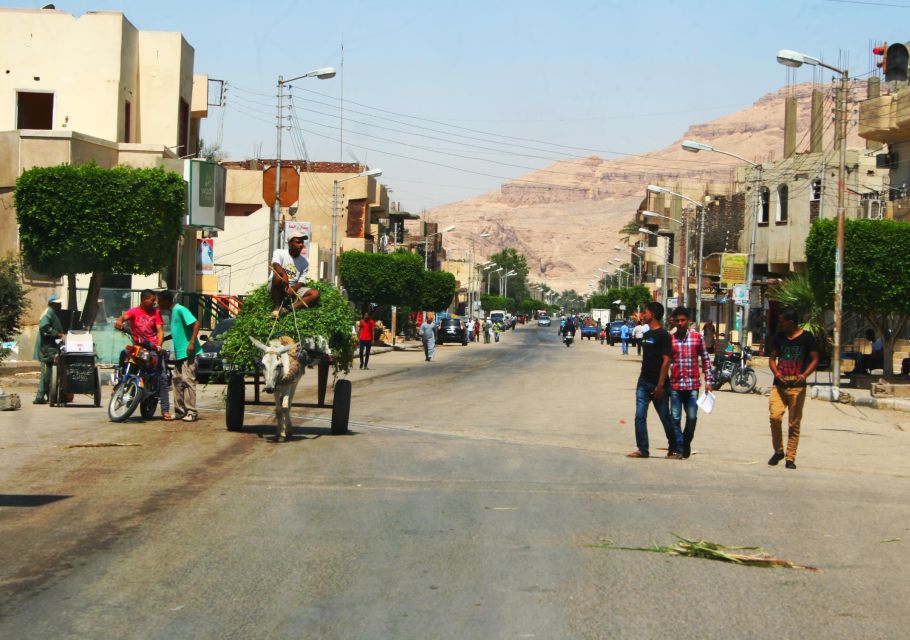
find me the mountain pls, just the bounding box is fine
[428,82,867,293]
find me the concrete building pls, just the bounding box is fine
[0,7,210,355]
[219,161,389,295]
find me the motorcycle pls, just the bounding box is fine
[108,329,169,422]
[564,331,575,347]
[712,343,757,393]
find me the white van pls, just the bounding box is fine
[489,310,506,326]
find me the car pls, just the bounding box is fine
[608,320,629,346]
[489,310,506,328]
[437,318,469,345]
[580,324,599,340]
[196,317,235,384]
[538,315,551,327]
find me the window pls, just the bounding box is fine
[776,185,788,224]
[759,187,770,224]
[16,91,54,129]
[123,100,131,143]
[811,178,822,201]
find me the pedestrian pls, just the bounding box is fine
[114,289,171,420]
[269,230,320,318]
[627,302,675,459]
[484,317,493,343]
[156,290,201,422]
[33,294,65,404]
[419,312,437,361]
[858,328,884,375]
[668,307,713,459]
[474,318,481,343]
[356,310,376,369]
[702,319,717,355]
[767,308,820,470]
[632,319,648,356]
[620,321,631,354]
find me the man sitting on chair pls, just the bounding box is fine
[270,231,320,318]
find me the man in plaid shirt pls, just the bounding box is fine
[669,307,714,459]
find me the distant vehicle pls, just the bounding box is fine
[580,324,599,340]
[608,320,628,346]
[591,308,611,327]
[437,317,469,346]
[196,317,236,384]
[537,315,551,327]
[489,310,506,327]
[516,314,527,324]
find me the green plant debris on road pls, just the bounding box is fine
[588,534,820,572]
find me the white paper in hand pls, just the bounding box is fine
[697,391,716,414]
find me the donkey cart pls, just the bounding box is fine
[224,354,351,435]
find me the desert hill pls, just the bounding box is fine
[428,82,867,293]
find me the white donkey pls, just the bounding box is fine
[249,336,303,441]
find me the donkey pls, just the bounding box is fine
[249,336,303,441]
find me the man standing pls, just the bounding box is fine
[156,290,201,422]
[628,302,675,459]
[33,294,65,404]
[669,307,713,459]
[702,319,717,355]
[632,319,648,356]
[620,321,631,355]
[768,308,819,469]
[115,290,170,420]
[270,231,320,318]
[419,313,437,361]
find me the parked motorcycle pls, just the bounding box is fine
[713,344,757,393]
[108,329,169,422]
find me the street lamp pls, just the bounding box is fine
[330,167,382,285]
[775,49,849,400]
[271,67,336,268]
[488,266,503,294]
[424,224,456,270]
[466,233,491,319]
[502,269,517,298]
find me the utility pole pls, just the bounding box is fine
[270,76,285,270]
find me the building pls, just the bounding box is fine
[0,6,212,355]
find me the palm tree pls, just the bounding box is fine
[768,273,830,356]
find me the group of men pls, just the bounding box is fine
[629,302,819,469]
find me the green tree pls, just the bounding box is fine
[0,255,29,364]
[768,273,831,356]
[419,270,457,311]
[488,248,529,300]
[806,218,910,375]
[339,250,423,307]
[480,294,511,312]
[15,164,185,328]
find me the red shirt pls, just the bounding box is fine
[359,318,376,341]
[125,306,163,347]
[669,329,714,391]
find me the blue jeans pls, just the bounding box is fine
[669,389,699,457]
[634,377,674,456]
[621,337,629,354]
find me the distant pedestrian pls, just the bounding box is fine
[474,318,481,342]
[767,308,819,470]
[632,320,648,356]
[356,310,376,369]
[620,322,631,354]
[483,318,492,343]
[702,319,717,355]
[628,302,675,459]
[420,312,437,361]
[669,307,713,459]
[33,294,65,404]
[156,290,201,422]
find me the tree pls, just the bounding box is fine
[806,218,910,375]
[480,294,511,312]
[489,248,529,300]
[768,273,831,356]
[0,255,29,364]
[15,164,186,327]
[419,270,457,311]
[339,250,423,307]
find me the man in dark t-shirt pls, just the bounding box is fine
[628,302,676,459]
[767,308,819,470]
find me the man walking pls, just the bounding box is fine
[768,308,819,469]
[632,320,648,356]
[420,312,437,362]
[33,294,65,404]
[628,302,675,459]
[702,319,717,355]
[669,307,713,459]
[620,321,631,355]
[156,290,201,422]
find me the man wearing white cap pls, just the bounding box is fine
[33,294,65,404]
[270,231,320,318]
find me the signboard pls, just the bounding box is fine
[732,284,749,304]
[720,253,747,287]
[284,220,312,262]
[185,160,226,229]
[196,238,214,275]
[667,297,678,308]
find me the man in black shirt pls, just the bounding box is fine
[767,308,819,470]
[628,302,676,459]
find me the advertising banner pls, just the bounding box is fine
[720,253,748,287]
[196,238,214,275]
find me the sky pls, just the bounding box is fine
[43,0,907,210]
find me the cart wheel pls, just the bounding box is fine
[93,369,102,408]
[225,373,245,431]
[331,379,351,435]
[49,364,59,407]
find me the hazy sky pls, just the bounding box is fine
[50,0,902,209]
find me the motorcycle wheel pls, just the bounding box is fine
[731,369,757,394]
[140,396,159,419]
[108,379,142,422]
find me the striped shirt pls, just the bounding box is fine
[670,329,714,391]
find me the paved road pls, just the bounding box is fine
[1,325,908,639]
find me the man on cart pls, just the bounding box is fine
[269,231,320,318]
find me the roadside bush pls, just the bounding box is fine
[0,255,29,363]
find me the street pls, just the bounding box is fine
[1,324,909,639]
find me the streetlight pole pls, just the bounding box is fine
[331,167,383,285]
[503,270,517,298]
[776,49,849,400]
[488,266,502,294]
[272,67,336,270]
[640,227,669,308]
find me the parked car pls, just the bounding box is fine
[196,317,235,384]
[437,317,469,345]
[538,315,552,327]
